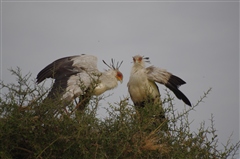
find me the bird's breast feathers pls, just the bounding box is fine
[128,68,159,103]
[93,83,106,96]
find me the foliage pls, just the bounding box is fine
[0,68,239,159]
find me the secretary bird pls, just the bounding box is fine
[128,55,191,108]
[36,54,123,110]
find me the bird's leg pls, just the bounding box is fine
[74,88,93,112]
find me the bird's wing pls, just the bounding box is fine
[146,66,191,106]
[46,75,72,99]
[36,54,99,84]
[36,54,100,101]
[37,55,79,83]
[71,55,99,73]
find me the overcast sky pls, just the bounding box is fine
[1,1,239,156]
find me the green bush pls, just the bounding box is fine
[0,68,239,159]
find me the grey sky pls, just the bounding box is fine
[1,1,239,156]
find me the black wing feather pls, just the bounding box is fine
[36,55,79,83]
[46,76,70,99]
[165,75,191,106]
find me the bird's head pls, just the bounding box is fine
[102,59,123,83]
[132,55,150,67]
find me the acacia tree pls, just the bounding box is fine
[0,68,239,159]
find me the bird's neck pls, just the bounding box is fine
[93,71,118,96]
[131,63,145,74]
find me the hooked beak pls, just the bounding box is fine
[117,77,123,83]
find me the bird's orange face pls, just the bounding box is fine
[133,56,143,63]
[116,71,123,83]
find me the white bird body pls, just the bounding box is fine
[37,54,123,106]
[128,62,161,106]
[128,55,191,107]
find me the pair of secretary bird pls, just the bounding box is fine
[36,54,191,112]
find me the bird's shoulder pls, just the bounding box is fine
[71,55,98,69]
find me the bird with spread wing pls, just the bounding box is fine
[127,55,191,108]
[36,54,123,110]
